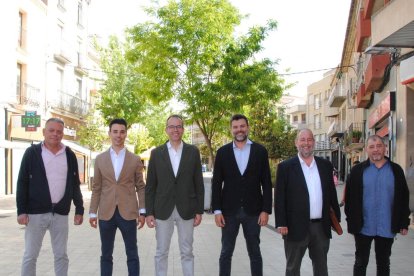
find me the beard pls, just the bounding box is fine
[234,133,247,142]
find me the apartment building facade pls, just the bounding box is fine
[327,0,414,209]
[0,0,96,195]
[305,70,340,165]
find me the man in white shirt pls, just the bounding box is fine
[145,114,204,276]
[275,128,340,276]
[89,118,146,276]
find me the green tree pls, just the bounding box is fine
[126,0,287,165]
[128,126,154,154]
[77,112,107,152]
[249,102,297,161]
[97,36,148,128]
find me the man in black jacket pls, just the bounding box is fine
[275,128,340,276]
[345,135,410,276]
[16,118,84,276]
[212,114,272,276]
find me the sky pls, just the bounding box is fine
[88,0,351,101]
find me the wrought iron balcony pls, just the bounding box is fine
[51,90,90,116]
[16,82,41,107]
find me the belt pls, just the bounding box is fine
[310,218,321,223]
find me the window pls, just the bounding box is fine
[314,93,321,110]
[57,68,64,92]
[308,94,314,105]
[77,1,83,27]
[58,0,65,10]
[314,114,321,129]
[17,63,22,101]
[293,115,298,123]
[18,11,26,48]
[301,113,306,123]
[77,41,82,67]
[76,78,82,98]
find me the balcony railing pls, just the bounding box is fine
[314,141,332,151]
[344,122,365,151]
[327,82,347,107]
[51,90,90,116]
[16,82,41,107]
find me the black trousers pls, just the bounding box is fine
[284,221,330,276]
[353,233,394,276]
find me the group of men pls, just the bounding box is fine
[16,114,410,276]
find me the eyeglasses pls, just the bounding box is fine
[167,125,183,130]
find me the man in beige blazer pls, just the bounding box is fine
[89,118,146,276]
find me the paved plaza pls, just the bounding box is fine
[1,180,413,276]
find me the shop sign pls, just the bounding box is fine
[368,92,395,128]
[21,111,41,132]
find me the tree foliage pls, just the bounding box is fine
[126,0,287,164]
[249,102,297,161]
[97,36,148,128]
[128,126,154,154]
[77,112,107,152]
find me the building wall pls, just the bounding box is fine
[0,0,94,195]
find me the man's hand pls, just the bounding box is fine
[74,214,83,225]
[400,229,408,235]
[215,214,225,227]
[193,214,202,227]
[89,217,98,228]
[137,215,145,229]
[277,226,288,236]
[17,214,29,225]
[258,212,269,226]
[146,215,156,228]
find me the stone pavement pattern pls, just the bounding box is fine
[1,182,413,276]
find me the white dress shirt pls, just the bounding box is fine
[110,147,126,181]
[167,141,183,176]
[298,154,323,219]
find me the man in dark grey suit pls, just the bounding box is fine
[145,114,204,276]
[275,128,340,276]
[212,114,272,276]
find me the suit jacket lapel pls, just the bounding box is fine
[161,143,176,178]
[175,143,188,178]
[103,149,117,182]
[293,156,309,191]
[227,143,242,176]
[243,142,255,176]
[117,150,132,182]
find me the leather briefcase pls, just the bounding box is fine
[330,207,343,235]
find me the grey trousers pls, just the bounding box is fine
[21,213,69,276]
[284,222,330,276]
[155,207,195,276]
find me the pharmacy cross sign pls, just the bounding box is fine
[21,111,41,132]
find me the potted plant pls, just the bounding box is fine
[352,130,362,143]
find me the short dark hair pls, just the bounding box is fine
[366,134,385,145]
[230,114,249,126]
[46,118,64,126]
[166,114,184,127]
[109,118,127,130]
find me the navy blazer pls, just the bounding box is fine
[211,141,272,216]
[274,155,340,242]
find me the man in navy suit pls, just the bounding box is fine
[212,114,272,276]
[275,128,340,276]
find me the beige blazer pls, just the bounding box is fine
[89,149,145,221]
